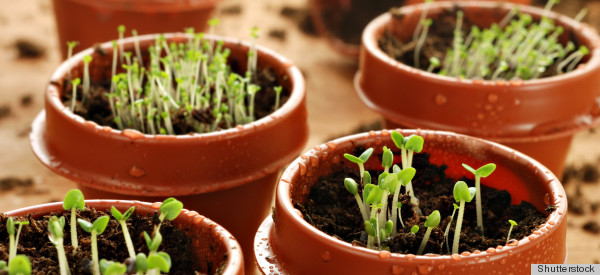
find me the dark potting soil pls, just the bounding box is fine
[0,208,223,275]
[319,0,406,45]
[296,153,548,255]
[379,7,581,79]
[60,59,291,135]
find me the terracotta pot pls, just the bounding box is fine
[30,33,308,272]
[355,1,600,176]
[6,199,243,274]
[52,0,220,59]
[255,129,567,274]
[310,0,531,58]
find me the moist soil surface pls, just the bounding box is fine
[296,153,548,255]
[379,6,580,79]
[319,0,406,45]
[0,208,222,275]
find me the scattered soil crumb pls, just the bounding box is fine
[268,29,287,41]
[583,221,600,234]
[17,126,31,138]
[20,94,33,107]
[15,38,46,58]
[220,4,242,15]
[591,202,599,213]
[568,197,586,215]
[280,6,317,36]
[562,164,578,184]
[594,259,600,264]
[0,105,10,120]
[581,163,600,183]
[0,177,33,191]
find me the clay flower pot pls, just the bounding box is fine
[310,0,531,58]
[52,0,220,59]
[6,199,243,274]
[255,129,566,274]
[30,33,308,271]
[355,1,600,177]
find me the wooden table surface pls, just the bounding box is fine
[0,0,598,265]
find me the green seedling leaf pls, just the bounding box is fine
[358,148,374,163]
[144,231,163,252]
[453,181,472,202]
[411,225,419,234]
[100,259,127,275]
[157,252,172,270]
[397,167,416,185]
[397,202,402,209]
[343,154,363,164]
[92,216,110,234]
[363,184,375,202]
[385,220,393,234]
[378,172,389,185]
[160,198,183,221]
[509,220,517,226]
[49,216,65,239]
[136,253,148,273]
[381,173,398,193]
[453,203,459,210]
[7,217,15,235]
[63,189,85,211]
[475,163,496,177]
[424,210,441,228]
[0,261,6,270]
[77,219,93,233]
[362,171,371,185]
[147,254,170,273]
[365,186,383,205]
[364,221,375,236]
[110,207,123,221]
[8,255,31,275]
[392,164,401,174]
[390,131,405,149]
[462,163,476,175]
[382,146,393,168]
[468,187,476,201]
[344,178,358,195]
[405,135,424,153]
[83,55,92,64]
[117,25,125,34]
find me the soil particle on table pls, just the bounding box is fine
[583,221,600,234]
[20,94,33,107]
[280,6,317,36]
[0,177,33,191]
[297,153,548,255]
[268,29,287,41]
[14,38,46,59]
[220,4,243,15]
[568,196,586,215]
[0,105,10,120]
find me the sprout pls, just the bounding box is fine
[99,259,127,275]
[506,219,518,243]
[442,203,460,254]
[427,57,440,73]
[417,210,440,255]
[8,255,31,275]
[111,206,136,258]
[462,163,496,236]
[402,134,424,214]
[396,202,405,229]
[381,146,393,173]
[48,216,69,275]
[344,178,369,221]
[153,197,183,235]
[70,78,81,112]
[410,225,419,234]
[452,181,476,254]
[391,167,416,235]
[78,216,110,275]
[66,41,78,80]
[343,148,374,185]
[82,55,92,105]
[274,86,283,110]
[63,189,85,254]
[7,218,29,263]
[414,18,433,68]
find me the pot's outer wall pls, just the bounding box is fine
[41,34,308,197]
[6,200,244,275]
[266,130,567,275]
[52,0,220,59]
[357,2,600,138]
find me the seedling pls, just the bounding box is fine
[452,181,476,254]
[152,197,183,236]
[78,216,110,275]
[382,146,393,173]
[344,147,374,185]
[442,203,460,253]
[390,167,416,235]
[410,225,419,234]
[48,216,69,275]
[506,219,518,243]
[66,41,78,80]
[344,178,369,221]
[82,55,92,105]
[111,206,136,258]
[396,202,405,229]
[390,131,424,214]
[417,210,440,255]
[462,163,496,236]
[63,189,85,255]
[99,259,127,275]
[6,218,29,262]
[0,255,32,275]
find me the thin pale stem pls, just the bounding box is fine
[417,227,433,255]
[475,176,484,236]
[354,193,369,221]
[452,201,466,255]
[71,208,78,254]
[119,219,136,259]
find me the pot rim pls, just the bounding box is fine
[272,129,567,264]
[5,199,244,275]
[53,0,222,13]
[45,33,305,142]
[361,1,600,87]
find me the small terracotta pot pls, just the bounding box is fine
[52,0,220,59]
[355,1,600,176]
[310,0,531,58]
[255,129,567,274]
[6,199,243,274]
[30,33,308,271]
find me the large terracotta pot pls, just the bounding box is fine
[355,1,600,176]
[6,199,243,275]
[30,33,308,272]
[311,0,531,58]
[52,0,220,59]
[255,129,567,274]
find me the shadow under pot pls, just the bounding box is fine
[5,199,243,274]
[30,33,308,272]
[52,0,221,59]
[355,1,600,177]
[255,129,566,274]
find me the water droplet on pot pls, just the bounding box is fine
[299,163,307,176]
[321,251,331,262]
[486,248,496,253]
[310,156,319,167]
[477,113,485,120]
[512,98,521,106]
[128,166,146,178]
[437,264,445,271]
[392,265,404,275]
[378,250,391,260]
[326,142,336,149]
[484,104,493,111]
[509,80,524,86]
[293,209,303,218]
[435,94,447,105]
[500,258,507,264]
[528,236,535,241]
[122,129,145,140]
[451,254,461,261]
[418,265,433,274]
[487,93,499,103]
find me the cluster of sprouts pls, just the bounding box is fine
[343,131,517,255]
[5,189,183,275]
[67,21,282,135]
[413,0,589,80]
